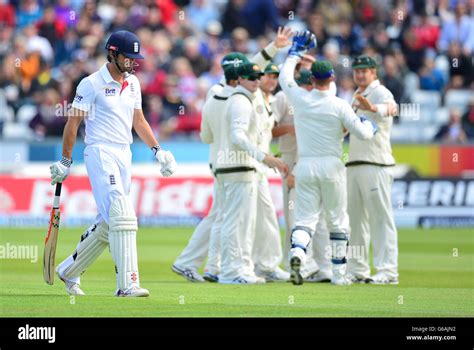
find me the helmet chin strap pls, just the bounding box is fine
[112,52,139,74]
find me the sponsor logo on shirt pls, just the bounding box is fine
[104,87,116,96]
[74,94,83,102]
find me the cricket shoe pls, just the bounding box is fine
[256,267,290,282]
[369,273,399,285]
[331,270,353,286]
[203,271,219,283]
[219,275,266,284]
[346,273,372,284]
[305,270,332,283]
[172,264,205,282]
[300,264,320,279]
[56,261,85,296]
[115,285,150,297]
[290,257,303,285]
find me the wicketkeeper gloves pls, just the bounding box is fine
[288,31,317,58]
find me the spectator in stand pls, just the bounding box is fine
[0,24,13,60]
[37,5,67,50]
[16,0,43,30]
[142,4,165,32]
[334,19,366,56]
[317,0,353,35]
[462,98,474,139]
[0,0,15,28]
[29,89,65,139]
[381,55,405,105]
[434,109,467,143]
[231,27,250,54]
[186,0,219,32]
[171,57,198,105]
[23,23,54,64]
[307,12,329,55]
[419,54,445,91]
[438,1,474,55]
[447,41,473,88]
[182,36,210,77]
[200,55,224,88]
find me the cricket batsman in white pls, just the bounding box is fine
[279,31,377,286]
[50,30,177,297]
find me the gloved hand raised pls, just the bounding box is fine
[288,31,317,58]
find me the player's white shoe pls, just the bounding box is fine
[203,271,219,283]
[56,261,85,296]
[219,275,266,284]
[256,267,290,282]
[346,273,372,284]
[369,273,399,285]
[115,285,150,297]
[331,270,353,286]
[172,264,205,282]
[305,270,332,283]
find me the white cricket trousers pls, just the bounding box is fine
[60,142,133,284]
[346,165,398,279]
[252,175,283,273]
[218,177,257,282]
[84,143,132,224]
[292,156,350,270]
[281,154,331,276]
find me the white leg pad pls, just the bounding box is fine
[62,222,109,281]
[109,196,139,291]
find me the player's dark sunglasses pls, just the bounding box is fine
[245,75,261,81]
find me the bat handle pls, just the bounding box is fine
[53,183,62,208]
[55,183,62,196]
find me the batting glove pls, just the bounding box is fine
[288,31,317,58]
[360,115,378,135]
[50,157,72,185]
[153,146,177,177]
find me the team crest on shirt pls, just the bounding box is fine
[104,87,116,96]
[256,105,264,114]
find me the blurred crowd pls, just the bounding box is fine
[0,0,473,142]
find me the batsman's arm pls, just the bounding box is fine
[133,108,160,148]
[62,108,84,160]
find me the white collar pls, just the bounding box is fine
[356,79,380,95]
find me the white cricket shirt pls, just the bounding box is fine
[71,63,142,145]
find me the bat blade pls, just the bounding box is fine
[43,208,60,285]
[43,183,62,285]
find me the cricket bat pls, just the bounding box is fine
[43,183,62,285]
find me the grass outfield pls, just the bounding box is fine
[0,227,472,317]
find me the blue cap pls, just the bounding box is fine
[105,30,144,59]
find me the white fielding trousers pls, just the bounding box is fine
[282,154,332,275]
[252,175,283,273]
[218,176,258,282]
[346,165,398,279]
